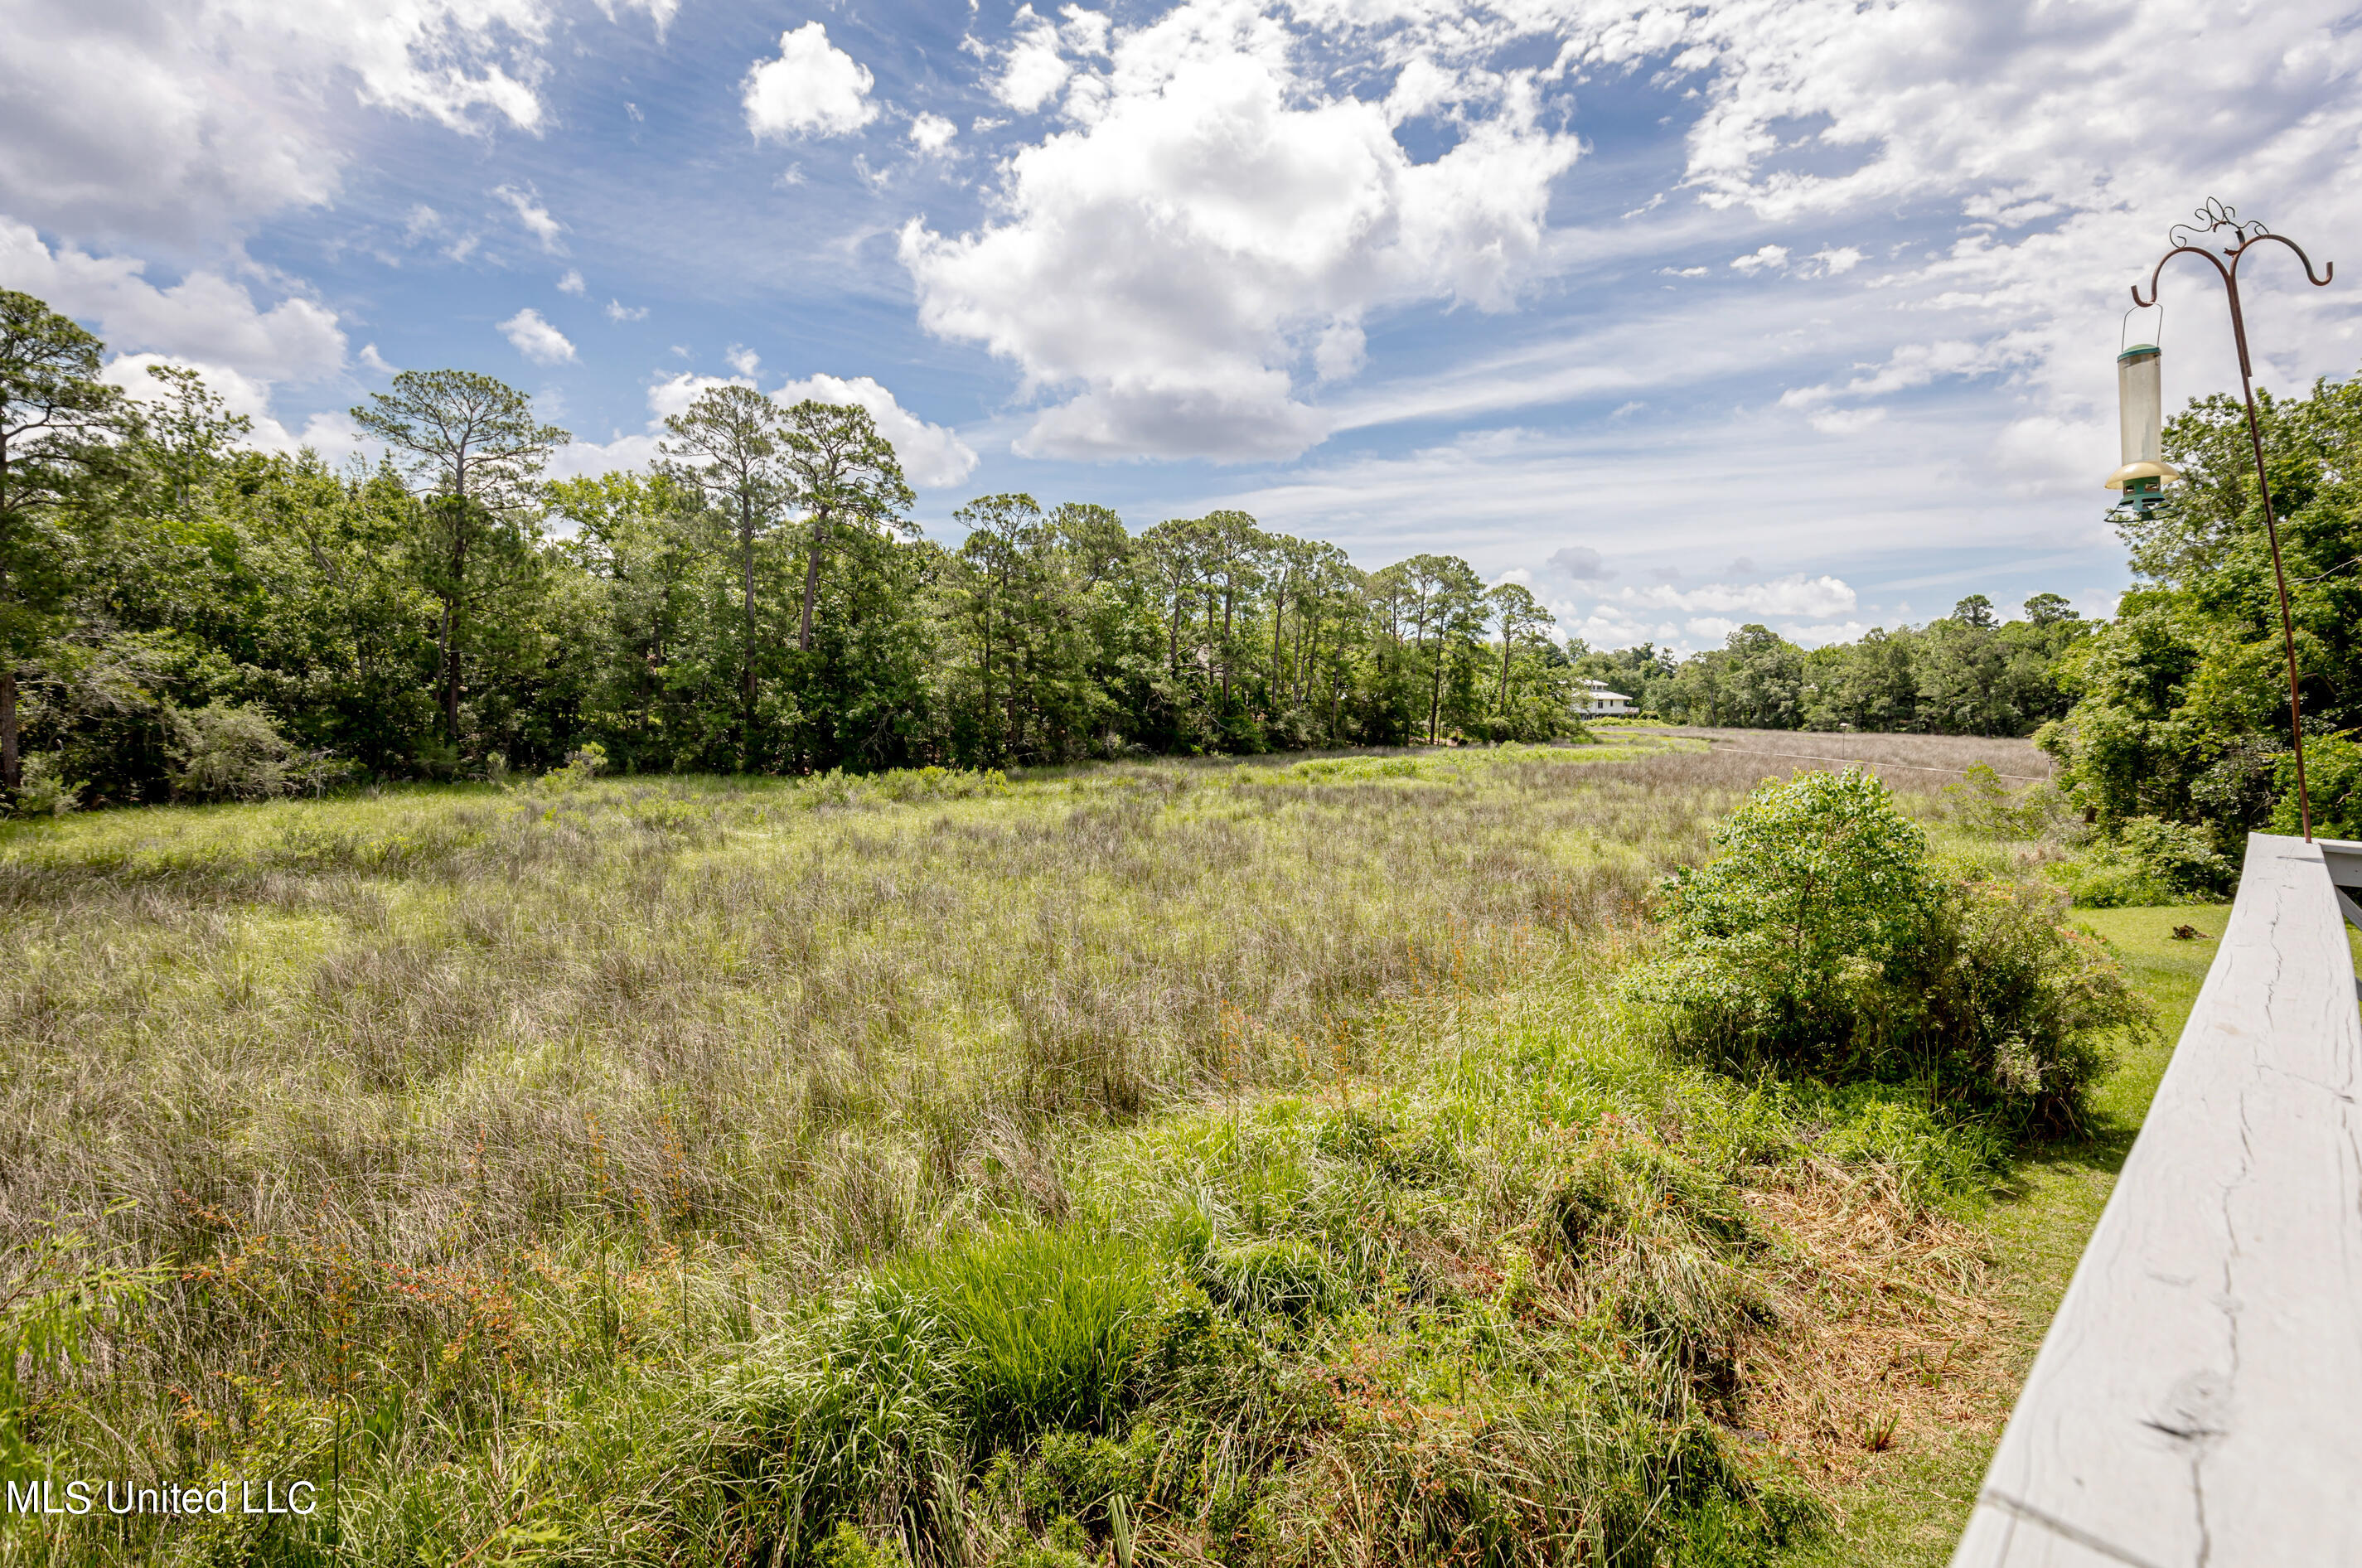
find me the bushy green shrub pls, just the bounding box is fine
[1627,768,1942,1052]
[1629,767,2146,1126]
[1014,1426,1154,1528]
[1942,762,2060,839]
[2050,853,2176,908]
[168,701,293,801]
[2117,815,2234,895]
[818,1520,908,1568]
[2274,733,2362,840]
[796,765,1014,806]
[8,753,82,817]
[2056,815,2234,906]
[541,739,608,787]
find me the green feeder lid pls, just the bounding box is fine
[2118,343,2161,363]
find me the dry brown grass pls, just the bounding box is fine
[1659,728,2053,786]
[1735,1169,2012,1490]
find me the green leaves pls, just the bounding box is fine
[1629,767,2140,1125]
[2050,364,2362,842]
[1643,767,1938,1028]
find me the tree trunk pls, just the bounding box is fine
[445,456,467,745]
[741,503,757,764]
[979,598,994,755]
[1,667,17,796]
[438,599,460,743]
[1269,583,1285,717]
[1498,630,1512,714]
[799,508,828,652]
[1220,587,1234,708]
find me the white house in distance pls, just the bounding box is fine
[1578,680,1634,717]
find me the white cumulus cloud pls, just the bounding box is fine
[0,218,346,381]
[102,351,361,456]
[908,112,958,153]
[0,0,554,244]
[991,4,1072,113]
[770,373,979,489]
[499,307,575,365]
[606,369,976,491]
[743,22,878,141]
[901,1,1581,462]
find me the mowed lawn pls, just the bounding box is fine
[0,732,2230,1567]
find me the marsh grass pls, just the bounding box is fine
[0,738,2095,1566]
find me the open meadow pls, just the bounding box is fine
[0,733,2160,1567]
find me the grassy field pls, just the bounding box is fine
[0,732,2234,1566]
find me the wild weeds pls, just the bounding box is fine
[0,737,2069,1565]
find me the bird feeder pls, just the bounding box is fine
[2104,341,2180,522]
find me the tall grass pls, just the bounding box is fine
[0,737,2079,1566]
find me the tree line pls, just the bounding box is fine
[0,289,1584,806]
[1584,593,2093,737]
[2,286,2148,811]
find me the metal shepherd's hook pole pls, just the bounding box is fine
[2132,199,2335,840]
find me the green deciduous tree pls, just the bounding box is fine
[2045,369,2362,844]
[1630,767,2141,1125]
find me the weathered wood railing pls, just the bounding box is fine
[1952,833,2362,1566]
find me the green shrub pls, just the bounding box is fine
[2057,815,2234,906]
[819,1520,908,1568]
[1627,767,1942,1054]
[2274,733,2362,840]
[1942,762,2060,839]
[864,764,1013,802]
[2051,853,2176,908]
[2116,816,2234,896]
[168,701,293,801]
[544,739,608,787]
[1016,1426,1154,1528]
[1902,880,2145,1125]
[1629,768,2145,1126]
[8,753,82,817]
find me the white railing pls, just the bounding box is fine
[1952,833,2362,1566]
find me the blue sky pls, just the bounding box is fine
[6,0,2360,652]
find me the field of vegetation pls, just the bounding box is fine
[0,732,2177,1567]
